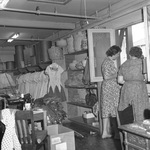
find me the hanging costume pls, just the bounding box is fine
[45,63,66,102]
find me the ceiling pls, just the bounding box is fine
[0,0,122,48]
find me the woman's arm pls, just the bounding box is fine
[118,75,125,84]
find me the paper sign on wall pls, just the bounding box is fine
[55,142,67,150]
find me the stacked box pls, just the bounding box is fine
[47,124,75,150]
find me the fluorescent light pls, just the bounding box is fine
[0,0,10,8]
[11,33,19,39]
[7,39,14,43]
[7,33,20,43]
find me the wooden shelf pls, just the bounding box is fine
[65,49,88,55]
[68,116,99,132]
[65,85,97,89]
[68,68,84,72]
[18,68,28,74]
[7,61,52,75]
[67,101,92,109]
[26,65,41,72]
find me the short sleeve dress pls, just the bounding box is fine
[118,58,149,121]
[101,57,120,118]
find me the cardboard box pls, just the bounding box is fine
[47,124,75,150]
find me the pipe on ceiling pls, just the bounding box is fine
[1,7,98,20]
[0,38,51,41]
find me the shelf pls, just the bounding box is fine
[7,61,52,75]
[0,69,16,73]
[18,68,28,74]
[68,68,84,72]
[67,101,92,109]
[65,85,97,89]
[68,116,99,132]
[65,49,88,55]
[26,65,41,72]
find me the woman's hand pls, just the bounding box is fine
[118,75,125,84]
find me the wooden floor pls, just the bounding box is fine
[63,122,122,150]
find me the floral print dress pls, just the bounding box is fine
[101,57,120,118]
[118,58,149,121]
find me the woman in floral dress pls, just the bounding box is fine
[101,45,121,139]
[118,46,149,122]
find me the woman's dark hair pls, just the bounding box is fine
[106,45,121,57]
[129,46,142,58]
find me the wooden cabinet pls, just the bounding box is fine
[65,49,101,133]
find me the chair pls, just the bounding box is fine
[15,110,48,150]
[116,103,135,150]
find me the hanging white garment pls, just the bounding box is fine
[1,109,21,150]
[33,72,41,99]
[18,74,26,94]
[39,71,49,98]
[45,63,64,92]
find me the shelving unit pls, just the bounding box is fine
[65,49,88,56]
[65,49,101,134]
[67,101,92,109]
[69,116,99,132]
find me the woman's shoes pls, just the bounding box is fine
[102,134,112,139]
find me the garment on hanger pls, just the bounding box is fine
[45,63,66,102]
[38,71,49,98]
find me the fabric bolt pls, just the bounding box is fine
[101,57,120,118]
[1,109,21,150]
[73,31,84,51]
[66,35,74,53]
[118,58,149,121]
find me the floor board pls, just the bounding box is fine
[63,122,122,150]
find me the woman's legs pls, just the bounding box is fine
[102,117,112,138]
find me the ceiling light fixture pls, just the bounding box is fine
[7,33,20,43]
[0,0,10,9]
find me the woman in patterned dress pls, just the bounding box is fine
[118,46,149,122]
[101,45,121,139]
